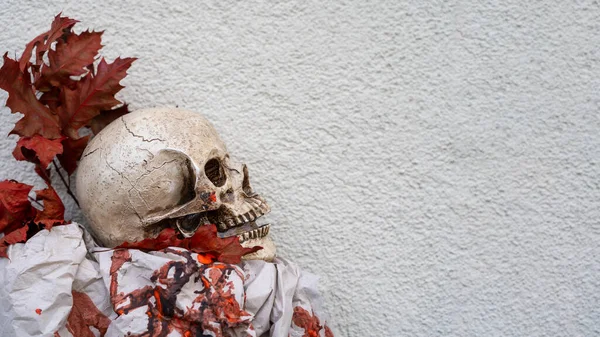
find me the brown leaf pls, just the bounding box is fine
[57,136,90,175]
[119,228,183,251]
[292,306,325,337]
[189,224,262,264]
[118,225,261,264]
[66,291,111,337]
[35,166,52,185]
[0,54,62,138]
[89,103,130,134]
[12,135,64,168]
[34,187,65,229]
[58,57,136,138]
[0,180,35,234]
[19,13,78,73]
[38,30,103,89]
[0,226,29,258]
[39,87,61,110]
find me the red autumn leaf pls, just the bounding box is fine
[0,54,62,138]
[19,13,78,73]
[58,57,136,138]
[0,226,29,258]
[66,291,111,337]
[34,187,65,229]
[35,166,52,185]
[38,30,103,89]
[118,225,261,264]
[39,87,61,110]
[12,135,64,168]
[292,306,326,337]
[119,227,182,251]
[0,14,136,254]
[188,225,262,264]
[0,180,35,234]
[89,103,130,134]
[57,136,90,175]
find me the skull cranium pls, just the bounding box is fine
[75,108,275,261]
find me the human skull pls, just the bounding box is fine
[76,108,275,261]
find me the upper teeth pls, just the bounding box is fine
[173,200,271,240]
[237,225,270,243]
[218,205,269,230]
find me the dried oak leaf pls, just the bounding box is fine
[39,87,61,110]
[58,136,90,175]
[0,54,62,139]
[89,103,129,134]
[66,291,111,337]
[58,57,136,138]
[38,30,103,89]
[0,226,29,258]
[0,180,35,234]
[19,13,78,73]
[188,225,262,264]
[34,187,65,229]
[12,135,64,168]
[35,166,52,185]
[292,306,328,337]
[118,225,261,264]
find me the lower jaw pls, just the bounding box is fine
[240,235,276,262]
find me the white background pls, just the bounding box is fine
[1,1,599,336]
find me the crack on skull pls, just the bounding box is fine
[128,187,152,212]
[103,152,135,187]
[134,158,179,184]
[121,118,165,143]
[82,147,100,158]
[103,147,197,232]
[127,162,179,215]
[138,148,155,163]
[102,152,147,223]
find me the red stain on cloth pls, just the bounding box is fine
[292,306,334,337]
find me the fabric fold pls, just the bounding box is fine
[0,223,334,337]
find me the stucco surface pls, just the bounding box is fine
[1,1,600,336]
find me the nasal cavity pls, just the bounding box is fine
[242,164,254,195]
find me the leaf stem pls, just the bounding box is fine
[52,160,80,208]
[28,196,44,208]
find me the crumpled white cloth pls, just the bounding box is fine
[0,223,333,337]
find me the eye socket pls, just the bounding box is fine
[204,158,226,187]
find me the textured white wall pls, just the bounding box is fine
[1,1,600,336]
